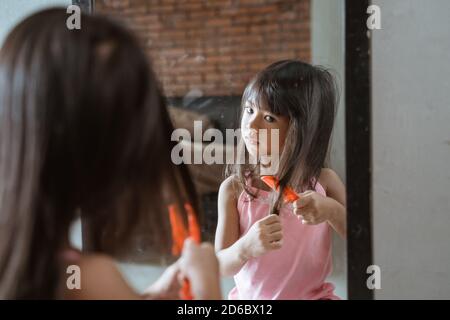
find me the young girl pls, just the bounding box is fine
[215,60,346,300]
[0,9,221,299]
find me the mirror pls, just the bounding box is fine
[3,0,449,301]
[90,0,347,299]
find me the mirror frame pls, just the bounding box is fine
[345,0,373,300]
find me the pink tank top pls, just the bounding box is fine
[229,181,339,300]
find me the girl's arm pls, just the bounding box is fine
[215,176,283,277]
[63,254,141,300]
[63,244,221,300]
[320,168,347,238]
[142,261,181,299]
[215,176,249,277]
[293,168,346,238]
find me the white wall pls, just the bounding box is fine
[0,0,70,46]
[372,0,450,299]
[311,0,347,299]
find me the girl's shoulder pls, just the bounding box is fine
[61,248,112,269]
[319,168,339,190]
[62,251,139,299]
[219,175,243,200]
[318,168,342,192]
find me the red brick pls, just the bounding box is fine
[97,0,311,97]
[206,18,231,27]
[176,74,202,83]
[219,26,248,36]
[205,55,233,64]
[249,5,279,15]
[176,2,203,11]
[189,10,217,20]
[204,0,233,9]
[237,0,269,5]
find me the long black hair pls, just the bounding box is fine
[0,8,199,299]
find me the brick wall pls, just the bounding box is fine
[95,0,310,97]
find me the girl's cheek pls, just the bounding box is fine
[267,136,283,155]
[268,126,288,155]
[240,114,249,130]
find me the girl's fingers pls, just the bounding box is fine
[269,231,283,242]
[302,212,320,224]
[177,270,186,284]
[270,240,283,249]
[300,212,314,223]
[266,223,282,233]
[263,214,281,225]
[293,207,308,217]
[293,191,314,211]
[182,237,195,252]
[300,190,315,197]
[293,203,304,217]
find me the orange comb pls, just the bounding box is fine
[185,203,201,243]
[168,203,201,300]
[260,175,300,203]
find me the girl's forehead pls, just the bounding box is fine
[244,97,270,111]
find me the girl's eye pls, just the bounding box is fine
[245,107,254,114]
[264,115,275,123]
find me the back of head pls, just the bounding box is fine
[0,8,197,298]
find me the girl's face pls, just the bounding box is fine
[241,99,290,160]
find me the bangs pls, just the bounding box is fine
[241,72,291,117]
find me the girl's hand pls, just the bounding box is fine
[143,260,182,299]
[241,214,283,259]
[293,190,337,225]
[179,239,222,300]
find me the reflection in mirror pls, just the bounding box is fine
[91,0,347,298]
